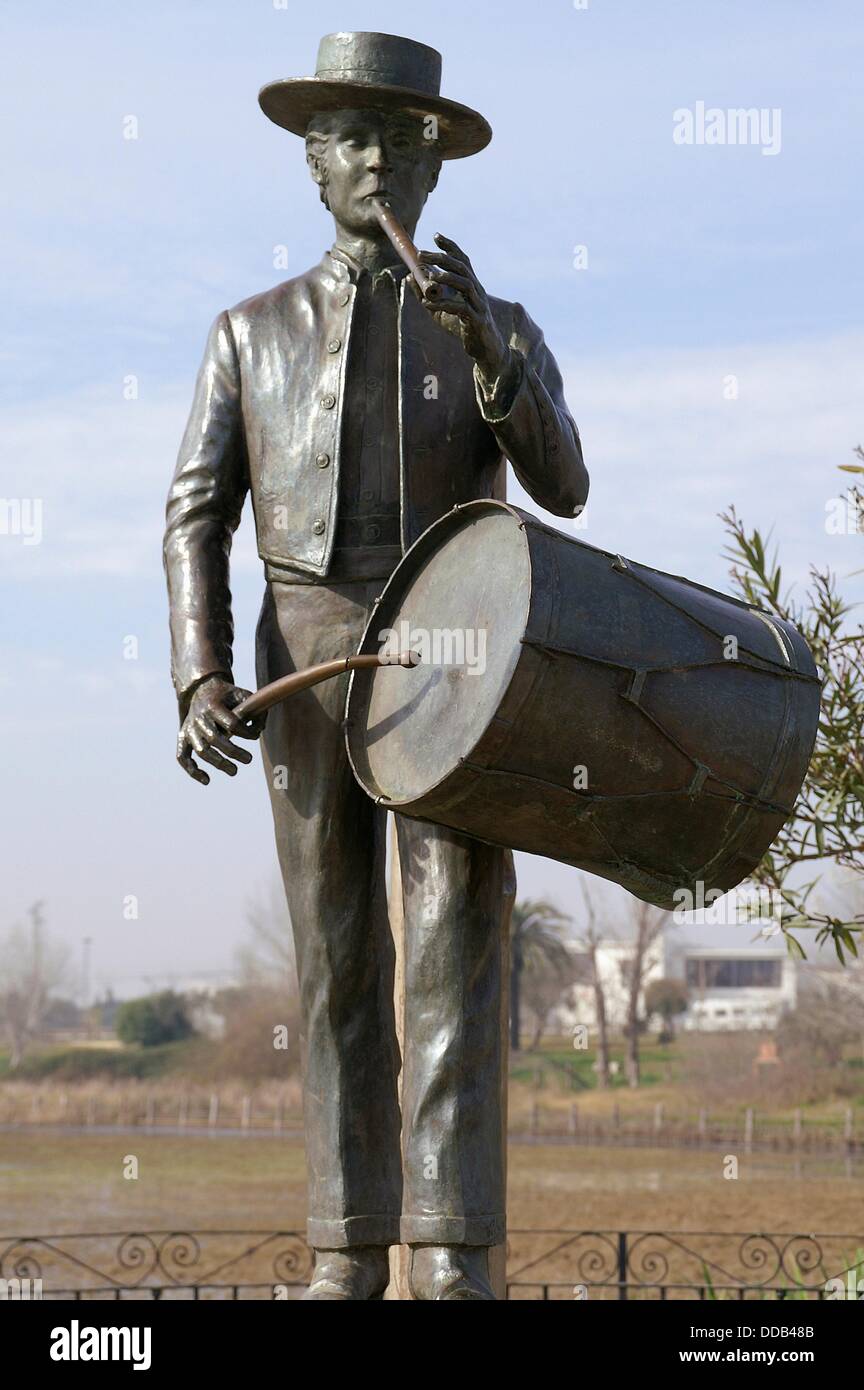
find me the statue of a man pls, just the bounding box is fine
[164,31,588,1300]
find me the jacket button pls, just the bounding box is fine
[312,519,325,535]
[327,339,342,353]
[321,394,336,409]
[339,293,350,307]
[316,453,330,468]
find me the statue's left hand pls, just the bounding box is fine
[414,233,512,387]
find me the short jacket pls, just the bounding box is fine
[164,251,588,713]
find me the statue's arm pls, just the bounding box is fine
[474,302,589,519]
[163,311,249,723]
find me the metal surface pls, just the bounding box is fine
[372,197,444,301]
[163,252,586,711]
[258,32,492,160]
[6,1227,860,1301]
[346,500,821,909]
[162,28,590,1291]
[233,650,417,721]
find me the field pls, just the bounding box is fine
[3,1130,863,1298]
[2,1029,863,1297]
[3,1129,862,1233]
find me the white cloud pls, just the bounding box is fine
[2,331,861,608]
[512,331,864,597]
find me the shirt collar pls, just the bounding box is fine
[329,244,409,286]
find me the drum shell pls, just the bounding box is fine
[345,502,821,909]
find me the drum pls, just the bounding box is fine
[344,501,821,909]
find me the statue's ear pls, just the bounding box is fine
[307,150,325,189]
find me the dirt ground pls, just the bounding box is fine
[2,1130,862,1234]
[2,1131,862,1298]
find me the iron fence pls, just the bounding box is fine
[2,1228,862,1300]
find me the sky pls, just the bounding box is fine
[2,0,862,998]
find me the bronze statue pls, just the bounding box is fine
[163,31,588,1300]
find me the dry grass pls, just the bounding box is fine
[2,1132,861,1298]
[2,1130,862,1235]
[0,1078,302,1129]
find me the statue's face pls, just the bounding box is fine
[309,108,440,233]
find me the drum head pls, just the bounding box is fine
[346,503,531,806]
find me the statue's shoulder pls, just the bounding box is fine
[225,260,331,336]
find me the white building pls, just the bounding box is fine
[674,944,796,1031]
[558,934,796,1034]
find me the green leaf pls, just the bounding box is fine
[785,933,807,960]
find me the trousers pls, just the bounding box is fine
[255,578,507,1248]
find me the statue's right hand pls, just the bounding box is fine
[176,675,265,786]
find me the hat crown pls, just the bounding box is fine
[315,31,442,97]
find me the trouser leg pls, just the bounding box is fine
[397,815,506,1247]
[256,580,402,1249]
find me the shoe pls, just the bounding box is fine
[408,1245,496,1300]
[302,1245,390,1300]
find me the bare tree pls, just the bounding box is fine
[622,899,669,1089]
[576,882,611,1089]
[777,974,864,1067]
[236,878,298,993]
[0,902,70,1068]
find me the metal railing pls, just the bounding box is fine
[2,1228,862,1300]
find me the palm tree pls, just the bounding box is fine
[509,899,572,1051]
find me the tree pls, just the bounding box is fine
[0,902,70,1068]
[622,900,668,1088]
[522,952,584,1049]
[235,879,298,992]
[115,990,194,1048]
[776,973,864,1068]
[645,978,689,1042]
[509,899,572,1050]
[721,447,864,961]
[576,882,612,1089]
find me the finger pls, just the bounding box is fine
[221,691,266,739]
[212,703,241,736]
[177,739,210,786]
[424,268,482,309]
[434,232,474,271]
[195,711,220,742]
[190,729,238,777]
[213,703,263,740]
[210,731,253,764]
[419,249,477,281]
[421,289,478,324]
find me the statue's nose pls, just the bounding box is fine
[366,144,391,172]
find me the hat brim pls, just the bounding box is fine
[258,78,492,159]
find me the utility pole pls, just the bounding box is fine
[81,936,92,1010]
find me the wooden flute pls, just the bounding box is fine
[371,198,448,304]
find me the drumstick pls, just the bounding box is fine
[371,198,445,303]
[234,650,419,721]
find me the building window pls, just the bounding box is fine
[685,958,782,989]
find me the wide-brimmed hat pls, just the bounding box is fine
[259,31,491,160]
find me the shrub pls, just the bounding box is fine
[115,991,195,1048]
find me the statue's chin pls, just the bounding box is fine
[335,208,388,235]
